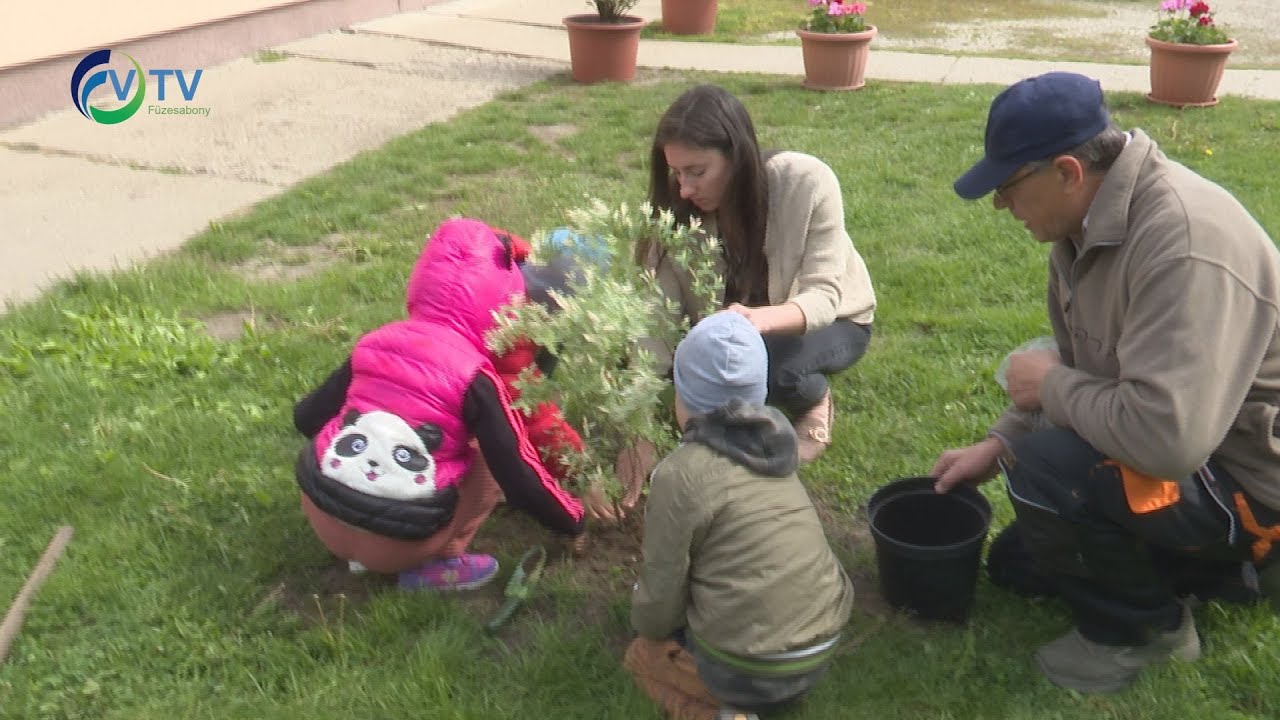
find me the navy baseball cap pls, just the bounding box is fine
[954,72,1111,200]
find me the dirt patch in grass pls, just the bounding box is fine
[198,309,281,341]
[549,511,646,608]
[528,123,579,146]
[265,489,889,640]
[526,124,578,163]
[230,238,342,283]
[266,557,397,627]
[261,501,641,637]
[812,494,892,619]
[488,507,639,598]
[471,490,892,640]
[463,507,645,653]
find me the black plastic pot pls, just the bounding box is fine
[868,476,992,622]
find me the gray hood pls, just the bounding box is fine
[682,399,798,477]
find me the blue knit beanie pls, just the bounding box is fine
[673,311,769,416]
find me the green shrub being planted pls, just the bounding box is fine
[489,200,721,516]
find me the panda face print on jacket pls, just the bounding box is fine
[321,409,445,501]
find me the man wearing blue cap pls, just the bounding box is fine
[625,311,853,720]
[932,72,1280,693]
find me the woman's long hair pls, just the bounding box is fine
[642,84,769,303]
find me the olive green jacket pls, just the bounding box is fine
[631,400,854,657]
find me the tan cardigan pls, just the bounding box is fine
[645,151,877,365]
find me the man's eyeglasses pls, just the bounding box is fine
[994,162,1051,202]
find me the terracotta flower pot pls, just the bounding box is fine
[1145,36,1237,107]
[661,0,717,35]
[563,14,646,84]
[796,26,877,92]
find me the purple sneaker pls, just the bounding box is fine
[399,554,500,591]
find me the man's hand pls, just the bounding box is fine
[931,436,1006,493]
[1005,349,1061,411]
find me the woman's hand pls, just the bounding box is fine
[724,303,806,335]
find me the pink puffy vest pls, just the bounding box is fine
[312,218,527,492]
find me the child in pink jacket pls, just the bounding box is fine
[292,218,585,591]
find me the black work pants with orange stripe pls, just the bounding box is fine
[993,428,1277,646]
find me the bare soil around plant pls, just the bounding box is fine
[268,491,892,640]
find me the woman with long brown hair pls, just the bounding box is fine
[637,83,876,464]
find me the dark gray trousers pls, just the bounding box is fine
[995,428,1276,645]
[763,319,871,414]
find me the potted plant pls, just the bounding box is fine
[564,0,646,84]
[796,0,877,91]
[1145,0,1236,107]
[488,200,722,520]
[662,0,718,35]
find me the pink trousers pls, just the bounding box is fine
[300,456,501,573]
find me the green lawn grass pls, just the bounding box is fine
[2,72,1279,719]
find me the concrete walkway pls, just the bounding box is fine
[3,0,1278,308]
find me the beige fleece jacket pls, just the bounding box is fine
[991,130,1280,509]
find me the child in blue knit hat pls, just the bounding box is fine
[624,311,854,720]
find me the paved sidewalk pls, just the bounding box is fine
[3,0,1278,308]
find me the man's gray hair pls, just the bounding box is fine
[1061,122,1127,172]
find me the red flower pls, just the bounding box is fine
[1189,1,1210,16]
[1198,14,1213,25]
